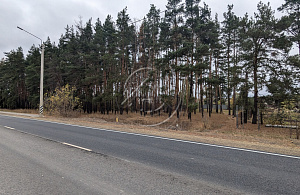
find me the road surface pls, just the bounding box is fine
[0,114,299,194]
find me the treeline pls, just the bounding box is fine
[0,0,299,124]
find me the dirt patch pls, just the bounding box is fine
[1,109,300,157]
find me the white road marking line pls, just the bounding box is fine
[62,142,92,152]
[1,115,300,160]
[4,126,15,130]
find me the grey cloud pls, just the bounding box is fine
[0,0,285,59]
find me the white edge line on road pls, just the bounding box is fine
[2,121,93,153]
[1,114,300,160]
[61,142,92,152]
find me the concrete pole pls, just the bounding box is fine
[17,26,44,116]
[40,44,44,116]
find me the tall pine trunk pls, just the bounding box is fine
[252,56,258,124]
[215,55,219,113]
[227,49,231,115]
[244,71,248,123]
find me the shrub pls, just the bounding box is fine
[44,84,82,117]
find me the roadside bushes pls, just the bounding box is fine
[44,84,82,117]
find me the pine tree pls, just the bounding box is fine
[0,48,26,108]
[116,7,135,114]
[278,0,300,54]
[240,2,278,124]
[165,0,184,102]
[25,45,41,108]
[194,3,212,117]
[44,37,62,93]
[221,4,240,116]
[92,18,106,113]
[102,15,118,114]
[183,0,200,120]
[146,4,161,116]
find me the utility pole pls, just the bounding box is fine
[17,26,44,116]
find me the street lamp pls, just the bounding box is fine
[17,26,44,116]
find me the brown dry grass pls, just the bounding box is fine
[1,109,38,114]
[1,109,300,156]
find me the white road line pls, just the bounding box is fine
[62,142,92,152]
[1,114,300,160]
[4,126,15,130]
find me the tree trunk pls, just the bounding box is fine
[209,52,212,116]
[233,31,237,117]
[233,86,236,116]
[200,71,204,118]
[215,55,219,113]
[227,48,231,115]
[228,92,231,115]
[252,57,258,124]
[244,71,248,124]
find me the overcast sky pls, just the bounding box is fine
[0,0,288,59]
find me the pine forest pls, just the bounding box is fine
[0,0,299,125]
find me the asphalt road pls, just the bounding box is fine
[0,114,299,194]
